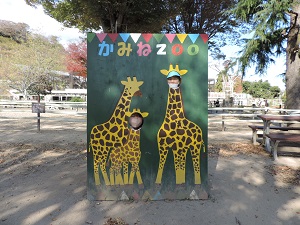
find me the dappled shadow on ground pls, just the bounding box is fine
[206,143,300,225]
[0,142,87,225]
[208,142,300,186]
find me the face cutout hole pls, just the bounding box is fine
[128,112,144,130]
[167,76,181,89]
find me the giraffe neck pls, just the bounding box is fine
[110,87,132,122]
[165,87,185,120]
[126,128,140,146]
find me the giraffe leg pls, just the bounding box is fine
[115,167,124,185]
[128,170,135,184]
[190,143,202,184]
[129,163,143,185]
[135,168,143,186]
[92,148,101,185]
[173,148,188,184]
[109,166,115,185]
[123,162,129,185]
[155,146,168,184]
[94,162,101,185]
[92,145,111,185]
[99,158,111,185]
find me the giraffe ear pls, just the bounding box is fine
[137,81,144,86]
[125,111,132,117]
[179,70,188,76]
[141,112,149,118]
[121,80,127,85]
[160,69,169,76]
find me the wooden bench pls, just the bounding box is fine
[248,125,300,145]
[266,133,300,160]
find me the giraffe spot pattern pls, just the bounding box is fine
[170,131,176,136]
[120,110,125,118]
[197,135,202,142]
[166,137,175,144]
[159,129,167,137]
[105,134,110,141]
[116,118,122,124]
[110,126,118,133]
[186,137,192,145]
[177,129,185,135]
[170,122,176,129]
[121,137,127,144]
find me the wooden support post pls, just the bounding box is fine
[222,116,225,131]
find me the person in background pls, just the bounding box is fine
[215,99,220,107]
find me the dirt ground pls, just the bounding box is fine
[0,108,299,225]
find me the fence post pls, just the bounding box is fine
[222,116,225,131]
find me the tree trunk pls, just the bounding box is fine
[286,4,300,109]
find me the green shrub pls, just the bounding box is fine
[69,97,84,102]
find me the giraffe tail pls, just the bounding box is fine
[202,140,206,153]
[88,138,92,153]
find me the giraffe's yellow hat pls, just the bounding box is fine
[160,64,188,78]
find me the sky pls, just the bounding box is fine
[0,0,286,90]
[208,45,286,91]
[0,0,84,46]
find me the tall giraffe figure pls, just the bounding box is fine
[156,64,205,185]
[109,109,149,187]
[89,77,143,185]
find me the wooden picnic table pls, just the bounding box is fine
[257,114,300,152]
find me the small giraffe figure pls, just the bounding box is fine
[89,77,144,186]
[156,64,205,185]
[109,109,149,187]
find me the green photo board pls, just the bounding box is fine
[87,33,208,200]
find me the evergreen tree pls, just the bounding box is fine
[25,0,173,33]
[229,0,300,109]
[242,80,281,99]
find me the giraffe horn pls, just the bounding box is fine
[133,76,138,82]
[127,77,131,82]
[169,64,175,71]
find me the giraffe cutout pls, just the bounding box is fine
[109,109,149,187]
[89,77,143,185]
[156,64,205,185]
